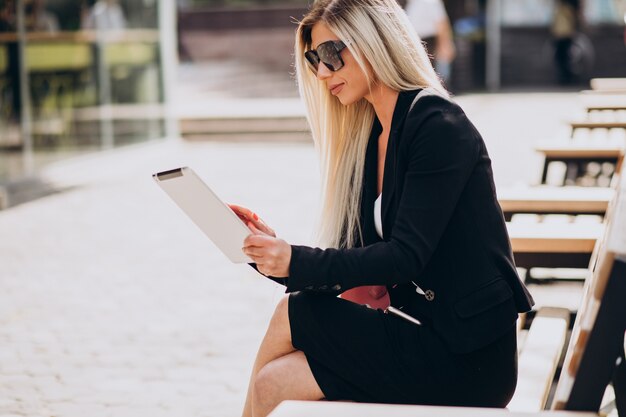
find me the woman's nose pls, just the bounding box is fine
[316,62,332,80]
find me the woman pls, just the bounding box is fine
[551,0,579,85]
[231,0,534,416]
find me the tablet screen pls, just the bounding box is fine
[153,167,253,263]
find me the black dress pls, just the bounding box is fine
[256,89,534,407]
[289,291,518,407]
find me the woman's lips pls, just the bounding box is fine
[330,83,344,95]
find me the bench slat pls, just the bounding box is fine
[498,187,613,216]
[535,146,623,159]
[570,122,626,130]
[507,223,602,254]
[590,78,626,91]
[586,106,626,112]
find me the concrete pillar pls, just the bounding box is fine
[486,0,501,91]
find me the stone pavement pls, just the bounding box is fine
[0,89,587,417]
[0,139,318,417]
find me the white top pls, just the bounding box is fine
[405,0,447,39]
[374,194,383,239]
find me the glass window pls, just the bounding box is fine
[0,0,169,189]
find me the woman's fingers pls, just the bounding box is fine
[242,233,291,278]
[229,203,276,238]
[247,215,274,237]
[243,248,264,259]
[244,233,273,247]
[255,220,276,237]
[248,222,268,236]
[229,203,251,216]
[229,204,252,221]
[243,233,276,258]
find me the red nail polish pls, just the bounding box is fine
[253,213,259,221]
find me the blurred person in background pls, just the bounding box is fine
[1,0,59,32]
[405,0,456,85]
[25,0,59,32]
[82,0,126,30]
[551,0,580,85]
[230,0,534,415]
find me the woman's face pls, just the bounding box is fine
[310,22,373,105]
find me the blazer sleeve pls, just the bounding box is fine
[268,100,480,294]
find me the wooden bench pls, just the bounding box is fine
[268,178,626,417]
[536,145,623,160]
[507,222,602,269]
[569,92,626,135]
[570,121,626,132]
[504,159,620,272]
[498,186,613,221]
[580,92,626,113]
[550,178,626,411]
[590,78,626,92]
[580,89,626,98]
[586,105,626,113]
[535,145,623,186]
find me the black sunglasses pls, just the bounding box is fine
[304,40,347,74]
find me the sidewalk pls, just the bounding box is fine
[0,78,590,416]
[0,139,318,417]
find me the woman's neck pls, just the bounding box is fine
[366,84,399,134]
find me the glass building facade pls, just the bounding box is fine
[0,0,175,186]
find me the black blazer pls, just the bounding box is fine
[261,89,534,354]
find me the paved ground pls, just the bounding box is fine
[0,139,319,417]
[0,63,593,417]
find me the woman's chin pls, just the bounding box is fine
[336,94,358,106]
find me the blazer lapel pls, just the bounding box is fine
[360,118,381,246]
[381,90,418,237]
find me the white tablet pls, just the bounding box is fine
[153,167,253,263]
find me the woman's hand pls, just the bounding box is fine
[242,223,291,278]
[228,204,276,238]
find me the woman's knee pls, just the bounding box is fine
[253,361,284,407]
[254,351,324,408]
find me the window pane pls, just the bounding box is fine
[23,0,166,150]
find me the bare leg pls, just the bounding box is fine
[252,350,324,417]
[242,295,302,417]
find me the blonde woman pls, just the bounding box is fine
[230,0,534,415]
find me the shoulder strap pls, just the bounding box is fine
[409,88,444,113]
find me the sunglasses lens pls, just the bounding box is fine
[317,43,343,71]
[304,51,320,73]
[304,41,345,74]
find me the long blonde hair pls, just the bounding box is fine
[295,0,448,249]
